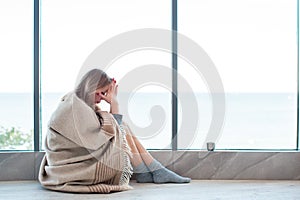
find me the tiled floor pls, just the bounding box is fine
[0,180,300,200]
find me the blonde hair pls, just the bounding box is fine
[75,69,112,124]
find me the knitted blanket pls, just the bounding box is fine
[39,92,132,193]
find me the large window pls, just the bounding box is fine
[41,0,172,149]
[178,0,298,149]
[0,1,298,151]
[0,0,34,150]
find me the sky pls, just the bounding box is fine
[0,0,298,94]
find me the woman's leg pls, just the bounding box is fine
[125,133,144,166]
[125,132,154,183]
[124,124,191,184]
[123,124,154,166]
[129,133,154,165]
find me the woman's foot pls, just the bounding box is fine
[133,162,154,183]
[152,168,191,183]
[136,172,153,183]
[148,160,191,184]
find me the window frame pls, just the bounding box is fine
[0,0,298,152]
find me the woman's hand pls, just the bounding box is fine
[99,80,119,114]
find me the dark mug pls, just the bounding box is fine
[207,142,215,151]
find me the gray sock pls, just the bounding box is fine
[133,162,153,183]
[148,160,191,184]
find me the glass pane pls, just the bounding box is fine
[178,0,298,149]
[0,0,34,150]
[41,0,171,149]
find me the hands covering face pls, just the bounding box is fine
[95,78,118,104]
[100,78,118,104]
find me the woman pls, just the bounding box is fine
[39,69,190,194]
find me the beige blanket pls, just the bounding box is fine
[39,92,133,193]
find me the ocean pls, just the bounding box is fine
[0,92,297,150]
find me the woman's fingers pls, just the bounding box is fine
[115,84,118,96]
[108,82,113,93]
[100,80,118,104]
[99,93,110,103]
[110,81,117,95]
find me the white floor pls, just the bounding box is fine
[0,180,300,200]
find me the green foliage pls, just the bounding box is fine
[0,126,33,150]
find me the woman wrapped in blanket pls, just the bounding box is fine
[39,69,190,193]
